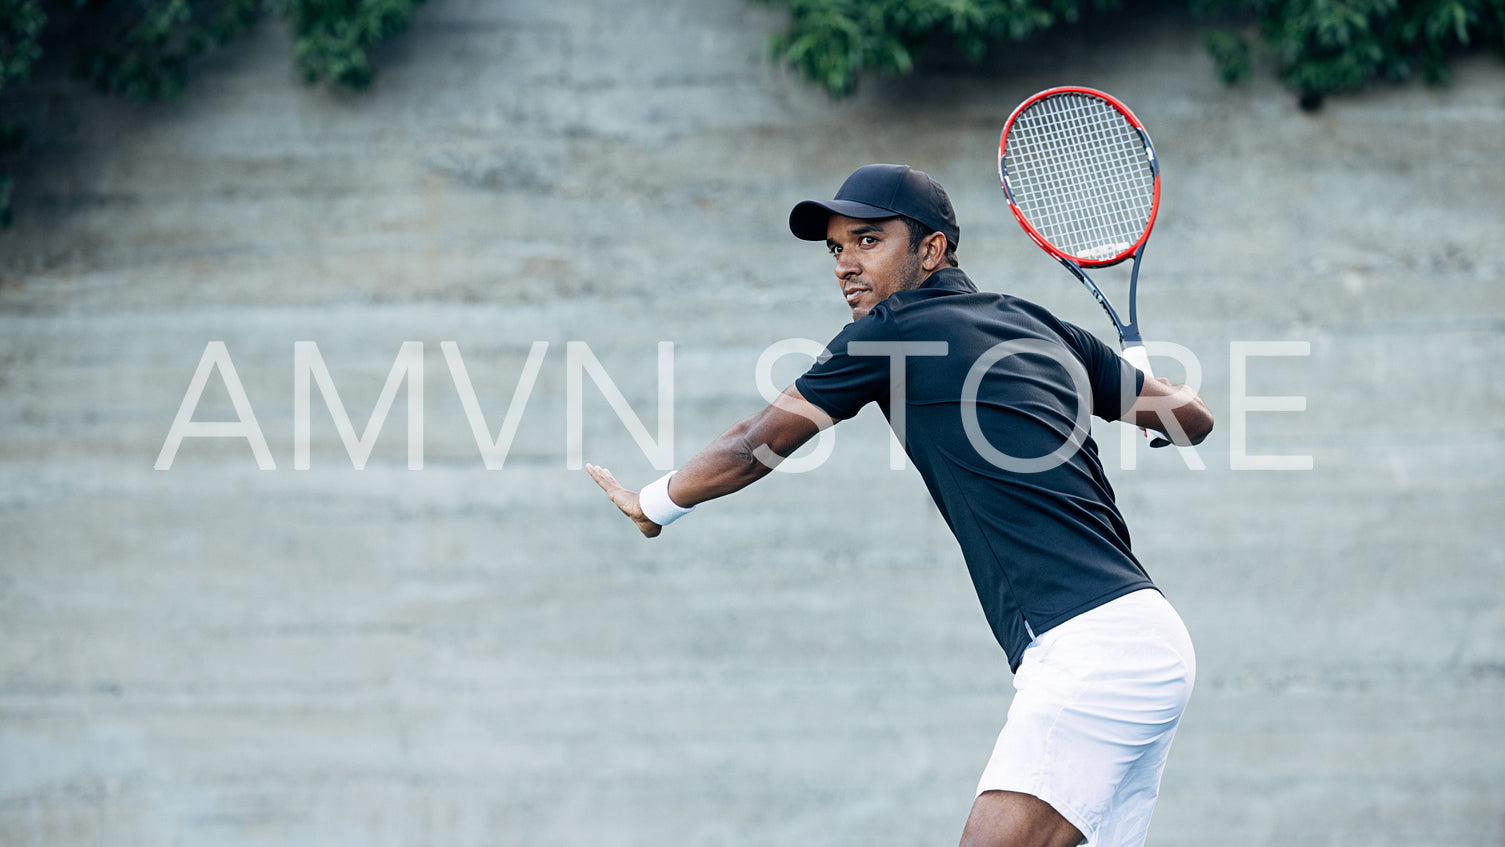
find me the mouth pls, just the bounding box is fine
[843,286,870,305]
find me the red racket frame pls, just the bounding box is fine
[998,85,1161,270]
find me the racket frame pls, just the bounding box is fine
[997,85,1161,368]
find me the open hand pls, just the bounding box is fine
[585,464,662,538]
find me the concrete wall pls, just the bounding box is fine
[2,1,1502,845]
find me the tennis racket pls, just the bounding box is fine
[998,86,1160,382]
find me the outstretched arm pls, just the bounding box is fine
[587,385,835,537]
[1123,375,1214,447]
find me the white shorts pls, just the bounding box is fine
[976,589,1196,847]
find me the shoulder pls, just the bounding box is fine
[980,292,1089,345]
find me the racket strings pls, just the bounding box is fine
[1004,94,1156,262]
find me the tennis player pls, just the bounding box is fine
[587,164,1213,847]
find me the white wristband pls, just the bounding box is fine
[639,471,694,526]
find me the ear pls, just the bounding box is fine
[919,231,948,271]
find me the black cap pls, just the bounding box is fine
[789,164,959,249]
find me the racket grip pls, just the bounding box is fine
[1121,342,1154,379]
[1121,343,1166,445]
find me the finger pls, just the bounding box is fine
[585,463,622,494]
[587,465,642,517]
[586,464,661,538]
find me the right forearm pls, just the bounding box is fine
[654,386,828,512]
[669,422,776,507]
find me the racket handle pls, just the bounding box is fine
[1121,343,1168,446]
[1121,342,1154,379]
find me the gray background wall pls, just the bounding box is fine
[1,1,1502,845]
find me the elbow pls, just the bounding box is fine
[723,404,802,482]
[1181,396,1214,446]
[1185,409,1214,446]
[1149,387,1212,447]
[726,428,778,483]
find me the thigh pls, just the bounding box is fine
[960,790,1084,847]
[1090,716,1184,847]
[974,591,1196,844]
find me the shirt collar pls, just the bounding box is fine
[918,267,978,294]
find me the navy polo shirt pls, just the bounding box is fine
[795,267,1152,671]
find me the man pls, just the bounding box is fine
[587,164,1213,847]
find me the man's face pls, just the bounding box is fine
[825,215,927,320]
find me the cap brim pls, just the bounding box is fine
[788,199,900,241]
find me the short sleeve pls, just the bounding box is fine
[1054,319,1146,421]
[794,308,901,421]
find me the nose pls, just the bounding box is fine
[834,249,859,280]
